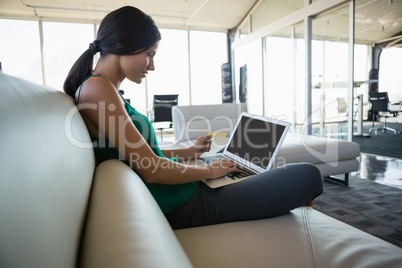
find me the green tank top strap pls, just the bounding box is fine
[76,74,100,104]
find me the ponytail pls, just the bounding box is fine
[63,6,161,100]
[63,47,95,99]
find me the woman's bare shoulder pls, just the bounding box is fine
[76,76,118,104]
[76,76,127,137]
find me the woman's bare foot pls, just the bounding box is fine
[304,200,315,207]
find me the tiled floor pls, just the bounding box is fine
[353,153,402,189]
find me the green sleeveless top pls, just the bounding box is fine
[77,75,199,214]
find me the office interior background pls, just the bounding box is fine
[2,0,402,250]
[1,0,401,142]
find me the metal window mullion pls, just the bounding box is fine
[291,27,297,128]
[187,30,192,105]
[38,20,46,86]
[347,0,355,141]
[305,16,312,135]
[261,37,266,116]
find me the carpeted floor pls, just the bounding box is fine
[314,175,402,248]
[352,122,402,159]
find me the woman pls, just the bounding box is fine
[64,6,323,229]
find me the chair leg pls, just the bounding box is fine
[369,127,378,135]
[325,173,349,186]
[383,126,398,134]
[368,115,378,135]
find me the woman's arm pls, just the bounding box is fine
[162,135,212,160]
[78,78,239,185]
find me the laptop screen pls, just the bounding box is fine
[226,114,288,170]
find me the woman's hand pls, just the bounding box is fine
[161,135,212,161]
[190,135,212,159]
[207,159,242,179]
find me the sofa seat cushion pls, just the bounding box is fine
[275,133,360,166]
[79,160,192,268]
[175,207,402,268]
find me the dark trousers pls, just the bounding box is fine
[166,163,323,229]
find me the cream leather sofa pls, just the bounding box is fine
[1,73,401,268]
[172,104,360,185]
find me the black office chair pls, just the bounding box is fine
[118,90,130,103]
[153,94,179,140]
[368,92,401,135]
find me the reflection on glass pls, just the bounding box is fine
[234,39,263,115]
[357,154,402,189]
[311,4,350,139]
[265,22,304,129]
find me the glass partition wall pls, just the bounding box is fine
[233,0,355,141]
[310,4,351,139]
[264,23,305,131]
[0,19,42,84]
[233,39,263,115]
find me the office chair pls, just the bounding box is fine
[368,92,401,135]
[118,90,130,103]
[153,94,179,141]
[322,97,348,138]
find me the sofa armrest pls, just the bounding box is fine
[79,160,192,268]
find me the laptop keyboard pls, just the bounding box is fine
[202,155,257,180]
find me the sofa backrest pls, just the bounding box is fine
[172,103,247,142]
[0,73,95,268]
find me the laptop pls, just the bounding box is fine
[200,112,290,188]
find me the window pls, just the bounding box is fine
[379,47,402,102]
[42,21,94,91]
[234,39,263,115]
[311,4,351,138]
[265,34,306,125]
[189,31,227,105]
[145,28,190,109]
[1,19,229,110]
[146,29,228,107]
[0,19,42,84]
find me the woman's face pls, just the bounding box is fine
[120,41,159,84]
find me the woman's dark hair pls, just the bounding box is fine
[63,6,161,98]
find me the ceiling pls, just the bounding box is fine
[0,0,401,46]
[0,0,258,31]
[355,0,402,47]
